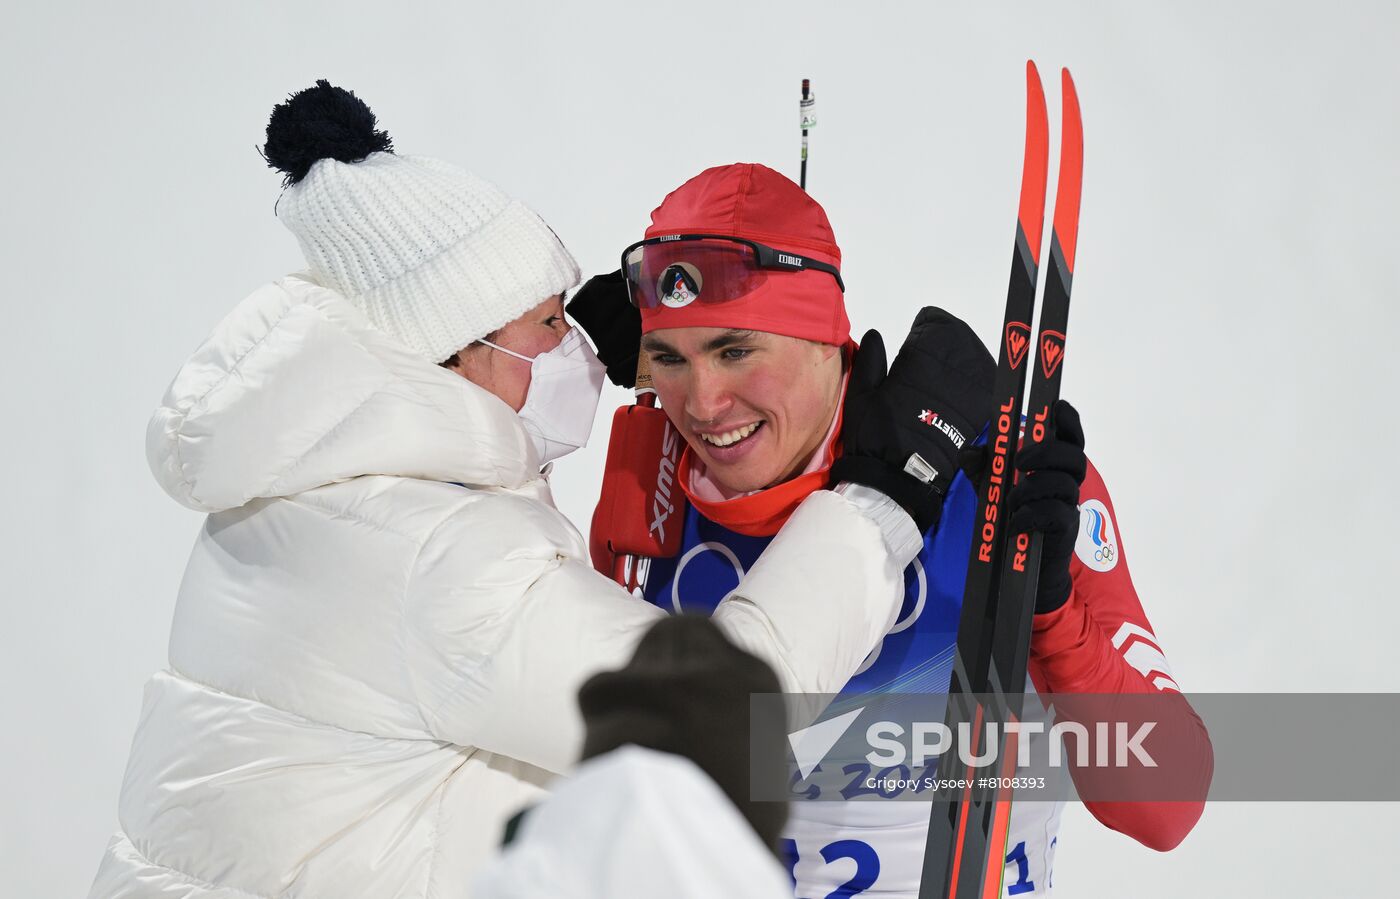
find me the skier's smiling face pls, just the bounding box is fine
[642,327,844,494]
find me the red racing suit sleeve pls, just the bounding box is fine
[1026,456,1213,851]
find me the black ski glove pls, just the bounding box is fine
[1006,399,1087,615]
[578,615,787,853]
[830,307,996,532]
[566,270,642,388]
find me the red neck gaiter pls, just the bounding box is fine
[676,399,845,538]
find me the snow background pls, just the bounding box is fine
[3,0,1396,895]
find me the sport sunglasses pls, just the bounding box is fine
[620,233,845,310]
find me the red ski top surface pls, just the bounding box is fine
[1018,61,1050,267]
[1053,68,1084,274]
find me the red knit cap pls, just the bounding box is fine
[640,163,850,346]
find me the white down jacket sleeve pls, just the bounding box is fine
[403,487,910,776]
[402,491,664,776]
[712,488,912,697]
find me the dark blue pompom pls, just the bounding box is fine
[263,80,393,186]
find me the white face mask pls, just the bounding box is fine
[478,327,607,465]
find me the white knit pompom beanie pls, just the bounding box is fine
[263,80,580,363]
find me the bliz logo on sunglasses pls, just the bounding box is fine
[777,253,804,267]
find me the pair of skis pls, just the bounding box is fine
[919,62,1084,899]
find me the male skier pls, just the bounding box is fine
[577,163,1212,897]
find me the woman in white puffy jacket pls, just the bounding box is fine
[89,83,926,897]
